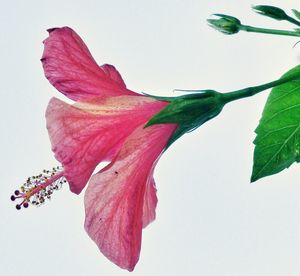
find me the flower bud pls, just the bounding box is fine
[207,14,241,35]
[252,5,288,21]
[145,90,226,147]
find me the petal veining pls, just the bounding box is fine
[42,27,136,101]
[46,96,168,194]
[84,124,176,271]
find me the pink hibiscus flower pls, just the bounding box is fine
[11,27,176,271]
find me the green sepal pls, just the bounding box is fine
[142,89,216,101]
[142,92,174,102]
[145,90,225,148]
[207,14,241,35]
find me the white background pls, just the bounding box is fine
[1,0,299,275]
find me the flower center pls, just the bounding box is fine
[10,166,67,210]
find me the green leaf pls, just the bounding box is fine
[252,65,300,182]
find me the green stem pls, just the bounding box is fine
[239,24,300,37]
[222,72,300,103]
[286,15,300,27]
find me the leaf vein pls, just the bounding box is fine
[254,123,300,179]
[257,142,286,152]
[267,82,300,105]
[256,124,298,142]
[262,103,300,125]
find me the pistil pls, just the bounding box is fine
[10,166,67,209]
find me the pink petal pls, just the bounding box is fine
[101,64,127,87]
[142,170,157,228]
[46,96,168,194]
[41,27,136,101]
[84,124,176,271]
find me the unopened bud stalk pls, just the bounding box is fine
[208,13,300,37]
[239,24,300,37]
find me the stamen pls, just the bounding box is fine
[10,166,68,210]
